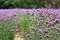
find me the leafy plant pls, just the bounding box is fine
[0,20,15,40]
[18,14,37,34]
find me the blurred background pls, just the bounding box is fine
[0,0,60,9]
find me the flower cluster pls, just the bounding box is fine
[0,8,60,40]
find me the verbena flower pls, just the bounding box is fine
[44,29,49,33]
[38,29,42,33]
[31,27,36,31]
[39,34,42,39]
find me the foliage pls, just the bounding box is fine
[18,14,37,33]
[0,0,60,8]
[0,12,60,40]
[14,10,60,40]
[0,20,15,40]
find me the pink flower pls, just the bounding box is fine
[38,29,42,33]
[48,20,56,26]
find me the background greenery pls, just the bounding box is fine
[0,0,60,9]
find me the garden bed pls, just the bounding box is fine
[0,8,60,40]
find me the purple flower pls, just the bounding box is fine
[0,8,60,21]
[44,29,49,33]
[38,29,42,33]
[55,19,59,23]
[48,21,56,26]
[31,27,36,31]
[39,34,42,39]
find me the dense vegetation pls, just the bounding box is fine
[0,0,60,40]
[0,0,60,9]
[0,9,60,40]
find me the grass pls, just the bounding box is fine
[0,20,15,40]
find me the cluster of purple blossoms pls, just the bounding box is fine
[0,8,60,40]
[0,8,60,20]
